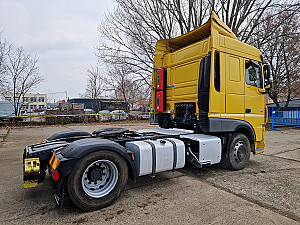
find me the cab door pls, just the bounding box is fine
[225,54,245,116]
[244,60,265,141]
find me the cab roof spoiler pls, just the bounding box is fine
[156,11,237,51]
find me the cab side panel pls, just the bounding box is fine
[163,38,210,113]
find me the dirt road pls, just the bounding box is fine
[0,121,299,224]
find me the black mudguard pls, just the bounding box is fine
[58,138,137,182]
[47,130,91,142]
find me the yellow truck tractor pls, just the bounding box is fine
[151,11,271,169]
[23,12,271,211]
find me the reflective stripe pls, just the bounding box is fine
[52,158,60,170]
[49,154,55,165]
[221,114,244,117]
[49,153,60,170]
[210,114,221,117]
[245,114,264,117]
[210,113,263,118]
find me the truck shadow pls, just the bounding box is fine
[179,159,263,179]
[23,159,263,214]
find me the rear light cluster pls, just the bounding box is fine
[51,168,60,181]
[156,69,165,91]
[49,153,60,181]
[156,91,164,112]
[156,69,166,112]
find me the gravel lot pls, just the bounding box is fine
[0,121,299,224]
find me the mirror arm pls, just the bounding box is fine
[259,84,271,94]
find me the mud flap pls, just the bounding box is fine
[52,178,66,209]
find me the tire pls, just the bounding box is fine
[67,151,128,211]
[158,114,172,128]
[221,133,251,170]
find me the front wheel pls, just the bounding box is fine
[67,151,128,211]
[222,133,251,170]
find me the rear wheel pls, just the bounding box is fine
[67,151,128,211]
[158,113,172,128]
[222,133,251,170]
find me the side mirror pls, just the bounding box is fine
[263,64,271,80]
[265,82,272,89]
[259,80,272,94]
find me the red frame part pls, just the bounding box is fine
[156,91,164,112]
[156,69,165,91]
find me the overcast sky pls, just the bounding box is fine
[0,0,114,101]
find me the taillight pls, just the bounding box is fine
[156,91,164,112]
[49,153,60,170]
[51,169,60,181]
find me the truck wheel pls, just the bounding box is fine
[67,151,128,211]
[159,114,172,128]
[222,133,251,170]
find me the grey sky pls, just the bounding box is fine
[0,0,114,101]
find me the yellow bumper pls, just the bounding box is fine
[254,140,265,155]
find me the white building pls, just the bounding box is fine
[2,93,47,110]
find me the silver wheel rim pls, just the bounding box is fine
[233,141,247,163]
[82,160,118,198]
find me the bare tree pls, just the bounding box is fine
[97,0,298,89]
[0,34,10,93]
[97,0,210,87]
[83,64,105,112]
[107,61,148,112]
[253,10,300,109]
[5,47,44,116]
[210,0,274,42]
[84,64,105,99]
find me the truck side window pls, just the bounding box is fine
[214,51,220,92]
[245,60,263,88]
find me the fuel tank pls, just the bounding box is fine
[125,138,185,176]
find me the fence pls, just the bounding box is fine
[271,109,300,129]
[0,112,149,126]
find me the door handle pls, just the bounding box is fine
[166,85,174,88]
[245,108,251,113]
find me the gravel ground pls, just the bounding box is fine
[0,122,299,224]
[0,127,9,142]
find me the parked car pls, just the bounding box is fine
[97,110,111,121]
[134,113,149,120]
[84,109,95,114]
[38,111,45,116]
[0,101,15,117]
[110,110,127,120]
[20,110,27,116]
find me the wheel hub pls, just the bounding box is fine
[88,167,103,182]
[82,160,118,198]
[233,141,246,162]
